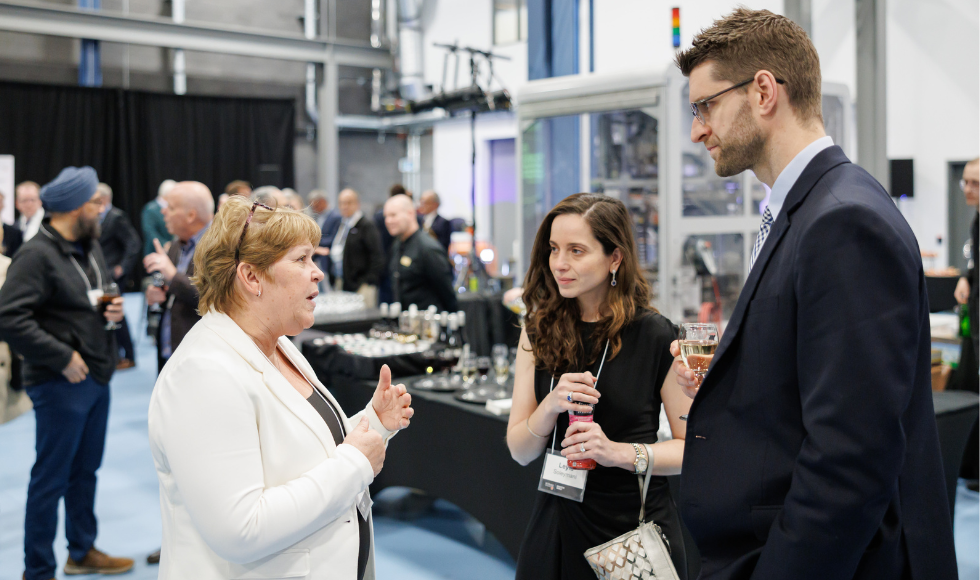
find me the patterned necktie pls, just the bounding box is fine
[748,206,774,272]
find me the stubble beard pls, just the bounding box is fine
[713,100,766,178]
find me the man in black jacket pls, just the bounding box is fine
[384,194,457,312]
[375,183,409,304]
[0,166,134,580]
[97,183,141,368]
[330,188,384,307]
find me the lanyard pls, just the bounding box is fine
[548,338,610,450]
[40,226,103,293]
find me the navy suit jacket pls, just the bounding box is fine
[680,147,956,580]
[423,213,452,252]
[317,210,342,274]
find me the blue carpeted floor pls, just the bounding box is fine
[0,294,976,579]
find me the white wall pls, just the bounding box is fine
[592,0,784,75]
[888,0,979,265]
[812,0,856,97]
[432,111,516,235]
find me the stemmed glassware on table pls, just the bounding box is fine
[492,344,511,399]
[677,322,719,421]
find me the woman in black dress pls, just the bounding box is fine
[507,193,692,580]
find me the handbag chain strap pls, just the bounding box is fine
[637,443,655,524]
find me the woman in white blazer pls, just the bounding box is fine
[148,197,413,580]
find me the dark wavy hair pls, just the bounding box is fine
[523,193,653,376]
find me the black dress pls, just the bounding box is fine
[515,311,687,580]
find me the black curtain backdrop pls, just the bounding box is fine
[0,80,295,236]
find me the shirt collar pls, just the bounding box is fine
[184,221,210,250]
[345,210,363,227]
[765,135,834,221]
[99,203,112,223]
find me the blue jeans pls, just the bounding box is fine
[23,376,110,580]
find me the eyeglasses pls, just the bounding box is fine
[690,76,786,125]
[961,179,979,192]
[235,201,274,264]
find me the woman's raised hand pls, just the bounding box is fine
[371,364,414,431]
[544,371,601,415]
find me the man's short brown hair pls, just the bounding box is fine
[224,179,252,196]
[676,8,822,124]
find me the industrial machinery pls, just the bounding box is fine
[516,66,853,324]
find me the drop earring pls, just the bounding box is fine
[610,270,617,287]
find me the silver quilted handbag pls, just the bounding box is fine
[583,445,680,580]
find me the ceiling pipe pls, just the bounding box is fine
[172,0,185,94]
[304,0,318,126]
[397,0,426,101]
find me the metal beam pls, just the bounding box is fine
[0,0,393,69]
[855,0,888,185]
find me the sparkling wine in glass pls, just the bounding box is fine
[679,323,719,380]
[461,354,478,385]
[678,322,718,421]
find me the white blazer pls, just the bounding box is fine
[148,310,395,580]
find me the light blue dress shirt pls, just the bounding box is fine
[764,135,835,221]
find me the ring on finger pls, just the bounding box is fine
[567,394,573,402]
[580,443,586,453]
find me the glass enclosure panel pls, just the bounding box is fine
[521,115,582,268]
[678,233,744,321]
[749,173,770,215]
[822,94,846,148]
[680,84,744,217]
[589,108,660,301]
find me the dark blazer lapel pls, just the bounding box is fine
[700,146,851,392]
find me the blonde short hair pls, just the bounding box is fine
[193,196,320,315]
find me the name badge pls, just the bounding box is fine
[400,256,412,267]
[538,449,587,502]
[87,289,104,308]
[356,490,373,520]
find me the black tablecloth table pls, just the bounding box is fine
[323,376,541,561]
[301,357,978,577]
[925,276,960,313]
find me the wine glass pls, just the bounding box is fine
[493,344,510,386]
[476,356,491,383]
[677,322,718,420]
[461,354,478,386]
[102,282,121,331]
[678,323,719,380]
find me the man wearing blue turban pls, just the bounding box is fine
[0,166,135,579]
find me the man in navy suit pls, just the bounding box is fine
[310,190,341,278]
[669,8,956,579]
[418,190,452,252]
